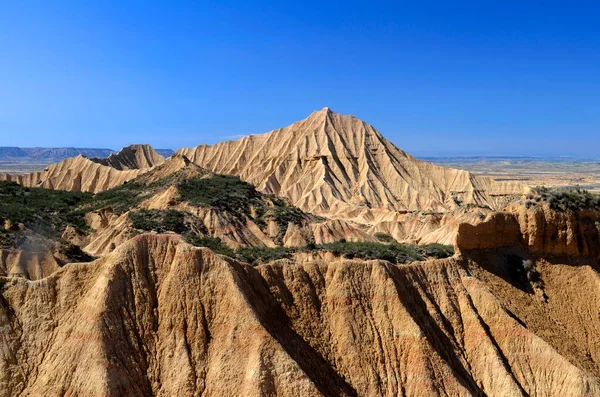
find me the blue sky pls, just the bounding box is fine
[1,1,599,156]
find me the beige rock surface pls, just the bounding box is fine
[0,110,524,243]
[456,203,600,257]
[0,144,165,193]
[177,108,524,241]
[0,155,146,193]
[1,233,599,396]
[91,144,166,170]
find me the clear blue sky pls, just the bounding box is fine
[1,1,599,156]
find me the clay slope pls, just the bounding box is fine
[0,144,166,193]
[1,233,599,396]
[0,155,145,193]
[91,144,166,170]
[177,108,524,223]
[76,155,378,256]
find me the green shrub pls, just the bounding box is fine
[375,233,396,243]
[320,241,424,263]
[177,175,260,213]
[161,210,187,233]
[59,242,96,263]
[531,186,600,212]
[422,243,455,259]
[89,182,148,214]
[186,235,235,257]
[272,205,306,227]
[0,181,92,239]
[236,246,295,265]
[129,210,160,231]
[128,209,187,233]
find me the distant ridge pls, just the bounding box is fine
[0,147,174,162]
[0,144,167,193]
[0,147,114,160]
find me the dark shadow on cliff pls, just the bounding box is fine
[387,264,487,397]
[233,262,358,397]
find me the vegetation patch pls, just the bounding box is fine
[422,243,455,259]
[236,246,295,264]
[128,209,187,233]
[375,233,396,243]
[0,181,92,239]
[202,239,456,266]
[87,182,149,214]
[529,186,600,212]
[177,175,260,213]
[186,235,235,257]
[59,242,96,262]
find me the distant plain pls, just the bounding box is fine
[426,156,600,192]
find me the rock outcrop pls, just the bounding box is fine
[456,203,600,258]
[91,144,166,170]
[0,155,146,193]
[0,144,166,193]
[1,234,599,396]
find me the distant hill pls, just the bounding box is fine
[155,149,175,158]
[0,147,115,161]
[0,147,174,162]
[0,147,32,158]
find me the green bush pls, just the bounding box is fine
[375,233,396,243]
[186,235,235,257]
[422,243,455,259]
[59,242,96,262]
[0,181,92,238]
[272,205,306,227]
[128,209,187,233]
[531,186,600,212]
[89,182,148,214]
[177,175,260,213]
[320,240,424,263]
[236,246,295,264]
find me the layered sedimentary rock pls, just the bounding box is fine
[457,203,600,257]
[91,144,166,170]
[0,144,165,193]
[178,108,523,221]
[0,155,145,193]
[1,231,599,396]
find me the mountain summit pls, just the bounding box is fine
[177,109,524,240]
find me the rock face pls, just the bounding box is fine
[178,108,523,236]
[0,155,145,193]
[1,233,600,396]
[0,144,166,193]
[91,144,166,170]
[456,203,600,258]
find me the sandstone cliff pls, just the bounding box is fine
[456,203,600,258]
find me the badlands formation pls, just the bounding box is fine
[178,108,524,243]
[0,109,525,244]
[1,109,599,396]
[1,202,600,396]
[0,144,165,193]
